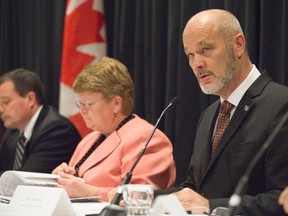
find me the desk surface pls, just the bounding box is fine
[1,197,206,216]
[0,200,110,216]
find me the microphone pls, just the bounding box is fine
[227,111,288,216]
[97,96,180,216]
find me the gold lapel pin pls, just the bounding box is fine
[244,105,249,111]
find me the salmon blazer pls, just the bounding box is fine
[69,114,176,200]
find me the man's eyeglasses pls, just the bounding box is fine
[76,97,104,109]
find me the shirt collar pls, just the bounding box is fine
[22,105,43,141]
[221,65,261,107]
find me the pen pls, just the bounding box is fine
[70,196,100,203]
[56,174,85,183]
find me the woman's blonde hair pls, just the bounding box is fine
[73,57,135,115]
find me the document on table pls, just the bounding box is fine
[0,171,59,196]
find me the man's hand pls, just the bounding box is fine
[279,187,288,213]
[174,188,210,213]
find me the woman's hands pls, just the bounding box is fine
[52,162,76,175]
[52,163,90,198]
[56,172,90,198]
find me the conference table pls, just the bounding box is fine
[0,200,208,216]
[0,197,109,216]
[0,193,207,216]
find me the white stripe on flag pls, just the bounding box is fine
[59,0,106,137]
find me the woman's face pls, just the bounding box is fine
[76,91,116,135]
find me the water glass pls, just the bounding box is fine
[123,184,154,216]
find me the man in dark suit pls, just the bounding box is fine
[159,9,288,215]
[0,68,81,175]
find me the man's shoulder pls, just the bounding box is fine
[39,106,74,126]
[256,71,288,95]
[34,106,80,137]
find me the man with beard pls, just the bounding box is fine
[156,9,288,216]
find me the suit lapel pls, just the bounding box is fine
[2,129,19,168]
[24,106,49,153]
[32,106,49,133]
[201,72,271,184]
[28,106,49,142]
[199,103,219,178]
[208,97,255,165]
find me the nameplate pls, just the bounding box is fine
[2,185,76,216]
[150,194,188,216]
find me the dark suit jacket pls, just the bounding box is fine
[0,106,81,174]
[175,72,288,215]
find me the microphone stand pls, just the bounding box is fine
[227,111,288,216]
[97,97,180,216]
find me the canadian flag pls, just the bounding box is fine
[59,0,106,137]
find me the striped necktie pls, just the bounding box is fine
[13,132,26,170]
[211,100,234,155]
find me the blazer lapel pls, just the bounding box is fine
[81,131,121,173]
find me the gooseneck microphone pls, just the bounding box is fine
[97,96,180,216]
[111,96,180,205]
[227,111,288,216]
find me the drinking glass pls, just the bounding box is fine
[123,184,154,216]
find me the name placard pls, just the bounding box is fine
[2,185,76,216]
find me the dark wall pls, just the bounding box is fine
[0,0,288,184]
